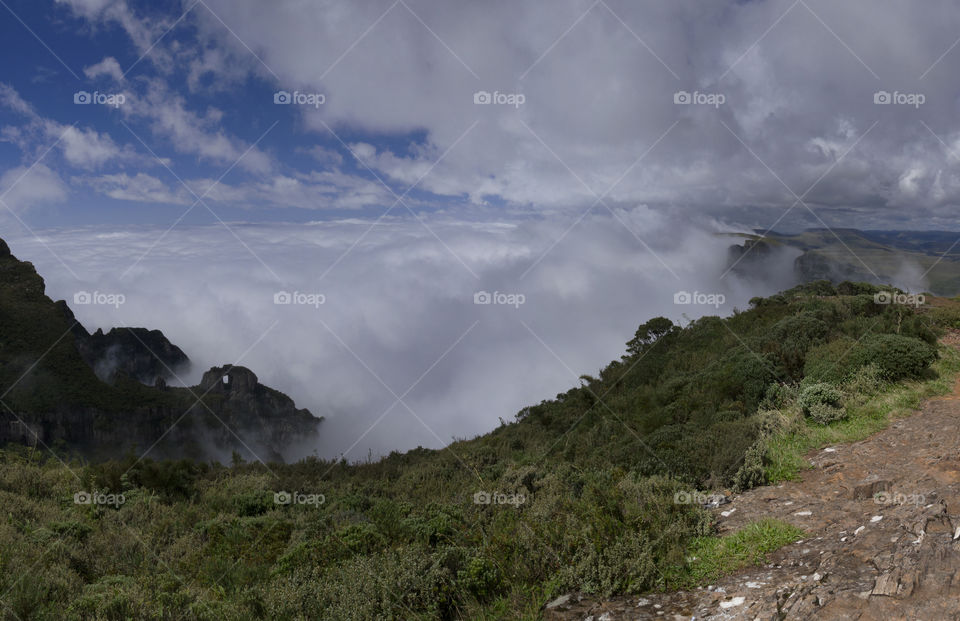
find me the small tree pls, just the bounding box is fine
[625,317,675,357]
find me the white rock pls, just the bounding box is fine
[794,511,812,516]
[784,501,794,506]
[870,515,883,523]
[719,596,746,609]
[721,508,736,517]
[823,447,836,452]
[636,597,651,606]
[854,526,865,535]
[745,581,763,589]
[545,594,571,609]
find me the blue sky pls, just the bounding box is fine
[0,0,476,227]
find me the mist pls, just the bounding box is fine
[9,210,799,462]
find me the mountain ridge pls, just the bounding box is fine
[0,238,320,463]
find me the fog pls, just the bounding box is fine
[8,211,801,462]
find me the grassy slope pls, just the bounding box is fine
[0,282,958,619]
[765,344,960,483]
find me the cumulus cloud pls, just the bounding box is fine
[0,164,69,211]
[0,83,144,170]
[39,0,960,225]
[167,0,960,222]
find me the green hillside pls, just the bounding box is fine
[2,280,960,619]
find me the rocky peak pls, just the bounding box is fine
[201,365,259,394]
[73,325,190,385]
[0,236,321,463]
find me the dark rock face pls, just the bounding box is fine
[0,239,9,258]
[201,365,259,394]
[726,238,774,272]
[76,326,190,384]
[793,250,879,284]
[0,238,321,463]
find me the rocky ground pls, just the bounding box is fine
[545,346,960,620]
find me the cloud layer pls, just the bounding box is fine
[7,213,795,461]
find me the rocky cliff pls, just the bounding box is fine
[0,238,320,462]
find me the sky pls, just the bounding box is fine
[1,0,959,460]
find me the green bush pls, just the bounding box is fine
[848,334,937,381]
[798,383,846,424]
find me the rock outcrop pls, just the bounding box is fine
[0,239,320,462]
[71,321,190,384]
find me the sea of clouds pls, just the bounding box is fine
[7,209,800,462]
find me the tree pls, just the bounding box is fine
[625,317,675,357]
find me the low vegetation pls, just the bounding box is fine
[2,281,958,619]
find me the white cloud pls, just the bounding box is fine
[55,124,130,170]
[7,213,796,461]
[84,57,124,82]
[0,164,68,211]
[186,169,395,210]
[301,146,344,168]
[77,172,190,204]
[120,79,273,174]
[171,0,960,219]
[45,0,960,222]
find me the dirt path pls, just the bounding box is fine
[545,347,960,620]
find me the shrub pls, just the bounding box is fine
[769,312,830,378]
[848,334,937,381]
[844,363,884,396]
[798,383,846,424]
[760,383,795,410]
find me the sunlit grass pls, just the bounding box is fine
[664,519,805,590]
[765,344,960,484]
